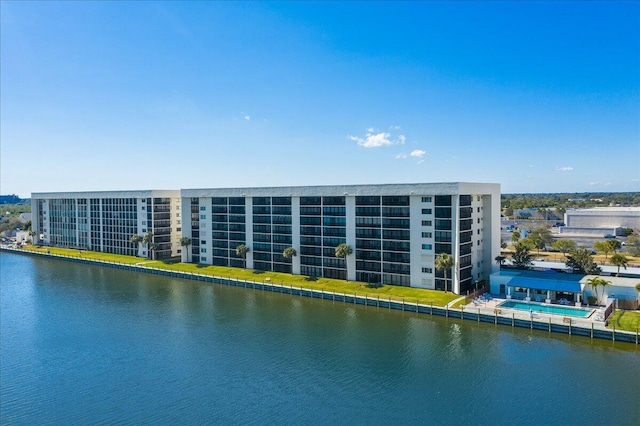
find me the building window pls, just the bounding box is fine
[201,248,207,253]
[200,206,206,211]
[422,244,432,250]
[422,208,432,215]
[422,196,432,203]
[200,214,206,220]
[422,267,433,273]
[422,220,432,227]
[201,257,207,262]
[422,232,432,238]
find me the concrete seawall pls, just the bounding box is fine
[3,247,638,345]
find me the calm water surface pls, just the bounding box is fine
[1,252,639,425]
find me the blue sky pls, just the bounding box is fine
[1,1,638,197]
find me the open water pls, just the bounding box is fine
[1,252,639,425]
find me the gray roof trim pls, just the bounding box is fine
[181,182,499,198]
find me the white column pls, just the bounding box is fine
[345,195,356,281]
[546,290,551,304]
[507,286,512,299]
[291,197,301,275]
[526,288,531,301]
[245,197,254,270]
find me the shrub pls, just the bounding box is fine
[587,296,597,305]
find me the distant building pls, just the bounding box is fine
[0,194,23,204]
[15,230,31,244]
[512,208,562,221]
[556,207,640,237]
[31,190,182,259]
[18,213,32,224]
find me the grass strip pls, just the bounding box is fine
[18,245,459,306]
[607,310,640,333]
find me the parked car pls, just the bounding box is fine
[604,234,616,239]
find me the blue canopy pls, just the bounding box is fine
[508,272,584,293]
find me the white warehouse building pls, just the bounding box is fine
[559,207,640,237]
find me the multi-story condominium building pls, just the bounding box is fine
[31,190,182,260]
[182,183,500,294]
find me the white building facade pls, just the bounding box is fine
[182,183,500,294]
[32,190,182,259]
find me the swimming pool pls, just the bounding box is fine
[498,300,594,318]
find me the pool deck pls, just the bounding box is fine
[463,296,609,330]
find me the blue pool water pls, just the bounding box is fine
[499,300,593,317]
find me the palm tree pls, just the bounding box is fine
[283,247,297,274]
[610,253,629,277]
[149,243,160,260]
[180,237,192,262]
[495,255,506,269]
[587,276,611,305]
[587,277,607,300]
[435,252,454,293]
[142,231,154,259]
[235,244,249,269]
[335,243,353,282]
[28,230,35,244]
[635,283,640,301]
[130,234,143,255]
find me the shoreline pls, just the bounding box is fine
[2,246,638,345]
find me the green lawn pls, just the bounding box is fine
[20,245,459,306]
[607,310,640,333]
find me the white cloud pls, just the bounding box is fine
[555,166,573,172]
[349,127,409,148]
[631,178,639,182]
[244,115,251,121]
[349,131,394,148]
[410,149,426,158]
[395,153,408,159]
[391,125,401,130]
[589,181,599,186]
[417,160,424,164]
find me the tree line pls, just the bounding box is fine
[502,192,640,212]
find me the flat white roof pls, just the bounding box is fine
[181,182,500,198]
[32,190,180,199]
